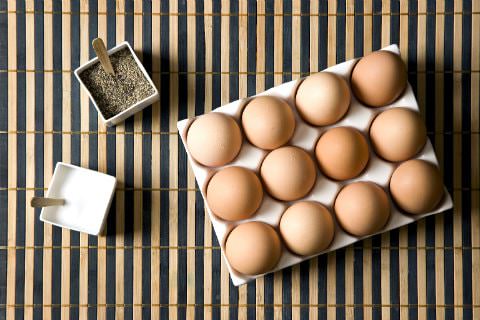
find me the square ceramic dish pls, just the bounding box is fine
[40,162,117,236]
[177,44,453,286]
[74,41,159,127]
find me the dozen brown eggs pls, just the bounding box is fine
[185,49,444,276]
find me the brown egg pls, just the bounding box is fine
[295,72,351,126]
[370,108,427,162]
[260,146,317,201]
[315,127,369,180]
[279,201,335,256]
[351,50,407,107]
[207,166,263,221]
[241,96,296,150]
[390,159,444,214]
[334,182,390,236]
[225,222,282,275]
[187,113,242,167]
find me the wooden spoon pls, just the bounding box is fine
[92,38,115,75]
[30,197,65,208]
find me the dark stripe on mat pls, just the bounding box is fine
[211,1,221,319]
[354,1,364,319]
[388,3,400,318]
[69,0,81,318]
[282,1,292,320]
[51,1,63,320]
[264,0,272,319]
[0,3,8,318]
[424,1,438,314]
[123,2,134,319]
[264,0,274,90]
[407,3,419,320]
[159,1,170,318]
[372,0,382,51]
[88,2,99,319]
[228,1,239,318]
[177,1,188,319]
[33,4,45,319]
[443,1,454,318]
[317,5,328,319]
[300,2,310,320]
[15,2,26,319]
[194,1,206,320]
[142,1,153,319]
[461,1,473,320]
[335,1,346,320]
[105,1,117,319]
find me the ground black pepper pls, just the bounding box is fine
[79,48,155,119]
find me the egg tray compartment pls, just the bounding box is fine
[177,44,453,286]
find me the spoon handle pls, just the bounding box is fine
[30,197,65,208]
[92,38,115,75]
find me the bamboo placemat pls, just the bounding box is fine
[0,1,478,319]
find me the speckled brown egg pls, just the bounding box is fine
[260,146,317,201]
[351,50,407,107]
[241,96,296,150]
[225,222,282,275]
[279,201,335,256]
[390,159,444,214]
[206,166,263,221]
[186,113,242,167]
[334,182,390,237]
[315,127,369,180]
[370,107,427,162]
[295,72,351,126]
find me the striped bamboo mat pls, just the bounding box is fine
[0,1,479,319]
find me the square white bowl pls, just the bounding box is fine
[40,162,117,236]
[74,41,159,127]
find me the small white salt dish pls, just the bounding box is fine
[39,162,117,236]
[74,41,159,127]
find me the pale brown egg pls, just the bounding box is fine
[279,201,335,256]
[186,113,242,167]
[315,127,369,180]
[351,50,407,107]
[241,96,296,150]
[370,108,427,162]
[260,146,317,201]
[206,166,263,221]
[334,182,390,237]
[295,72,351,126]
[390,159,444,214]
[225,222,282,275]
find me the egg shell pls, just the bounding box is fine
[241,96,296,150]
[351,50,407,107]
[261,146,317,201]
[225,221,282,275]
[370,107,427,162]
[279,201,335,256]
[207,166,263,221]
[315,127,369,180]
[187,113,242,167]
[334,182,391,237]
[390,159,444,214]
[295,72,351,126]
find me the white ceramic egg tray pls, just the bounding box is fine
[177,44,453,286]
